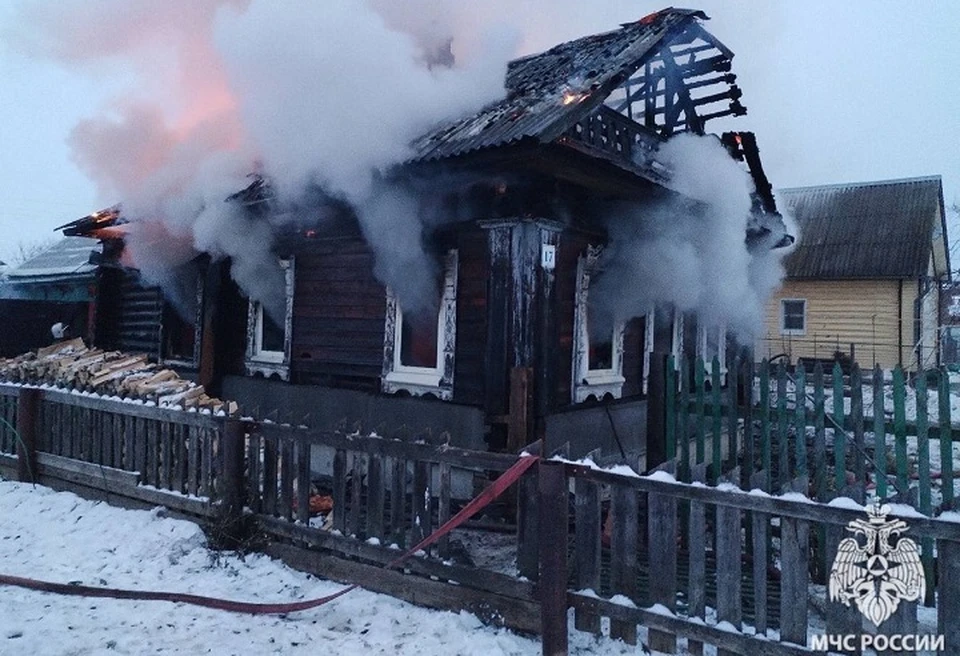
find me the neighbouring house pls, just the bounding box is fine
[59,8,792,466]
[0,237,101,357]
[758,176,950,371]
[939,282,960,367]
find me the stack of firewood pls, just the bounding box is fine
[0,338,237,414]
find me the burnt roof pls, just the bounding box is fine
[410,8,716,163]
[778,176,947,280]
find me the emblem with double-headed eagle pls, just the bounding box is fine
[828,503,925,626]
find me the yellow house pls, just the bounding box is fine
[758,176,950,371]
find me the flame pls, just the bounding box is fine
[562,90,586,105]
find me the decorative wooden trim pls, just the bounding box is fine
[382,250,458,400]
[572,245,625,403]
[245,258,294,381]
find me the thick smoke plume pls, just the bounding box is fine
[7,0,519,317]
[590,134,788,340]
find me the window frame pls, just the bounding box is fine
[245,258,294,380]
[382,249,458,400]
[572,245,625,403]
[780,298,807,336]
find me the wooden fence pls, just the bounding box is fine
[667,356,960,514]
[6,381,960,654]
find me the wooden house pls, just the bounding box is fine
[759,176,950,370]
[63,9,791,465]
[0,237,100,356]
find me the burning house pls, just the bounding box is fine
[59,9,791,466]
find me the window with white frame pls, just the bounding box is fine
[780,299,806,335]
[696,322,728,382]
[382,250,458,399]
[245,258,294,380]
[573,246,625,403]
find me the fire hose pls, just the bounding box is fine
[0,455,540,615]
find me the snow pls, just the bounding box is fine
[0,479,641,655]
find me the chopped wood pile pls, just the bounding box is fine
[0,338,238,414]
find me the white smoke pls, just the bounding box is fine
[590,133,788,340]
[5,0,516,316]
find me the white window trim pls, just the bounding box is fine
[780,298,807,336]
[671,310,684,369]
[573,246,625,403]
[382,249,458,400]
[696,322,728,382]
[245,258,294,380]
[642,306,654,395]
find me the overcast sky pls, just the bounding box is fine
[0,0,958,266]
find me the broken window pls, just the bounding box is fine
[573,246,625,403]
[245,258,294,380]
[780,299,806,335]
[382,250,458,400]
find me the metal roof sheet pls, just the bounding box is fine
[778,176,944,279]
[5,237,101,281]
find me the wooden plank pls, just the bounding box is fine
[938,539,960,654]
[437,462,451,558]
[648,489,678,653]
[332,448,347,535]
[916,373,934,606]
[795,366,807,478]
[893,365,908,493]
[390,456,406,546]
[666,355,677,461]
[187,426,199,497]
[711,356,723,480]
[146,419,159,487]
[727,354,739,482]
[741,359,755,489]
[850,364,865,503]
[280,436,295,522]
[175,423,188,495]
[516,467,539,580]
[256,423,519,472]
[825,524,863,652]
[296,439,311,525]
[832,361,846,492]
[39,388,221,430]
[940,367,954,510]
[695,357,705,465]
[777,361,788,489]
[779,515,809,647]
[679,357,690,480]
[760,359,771,491]
[367,453,385,542]
[259,433,277,516]
[411,459,429,545]
[33,453,139,485]
[751,508,769,635]
[538,461,568,656]
[687,464,707,656]
[135,417,147,483]
[573,477,601,635]
[246,431,260,512]
[609,483,639,644]
[813,362,827,501]
[564,463,960,542]
[873,365,886,498]
[160,419,172,490]
[715,504,741,656]
[201,427,214,498]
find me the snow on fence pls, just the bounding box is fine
[7,381,960,654]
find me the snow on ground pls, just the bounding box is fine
[0,480,638,656]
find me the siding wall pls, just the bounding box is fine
[757,278,923,370]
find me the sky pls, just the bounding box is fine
[0,0,958,266]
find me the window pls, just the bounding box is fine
[696,322,728,382]
[382,250,458,399]
[780,299,806,335]
[245,258,294,380]
[573,246,625,403]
